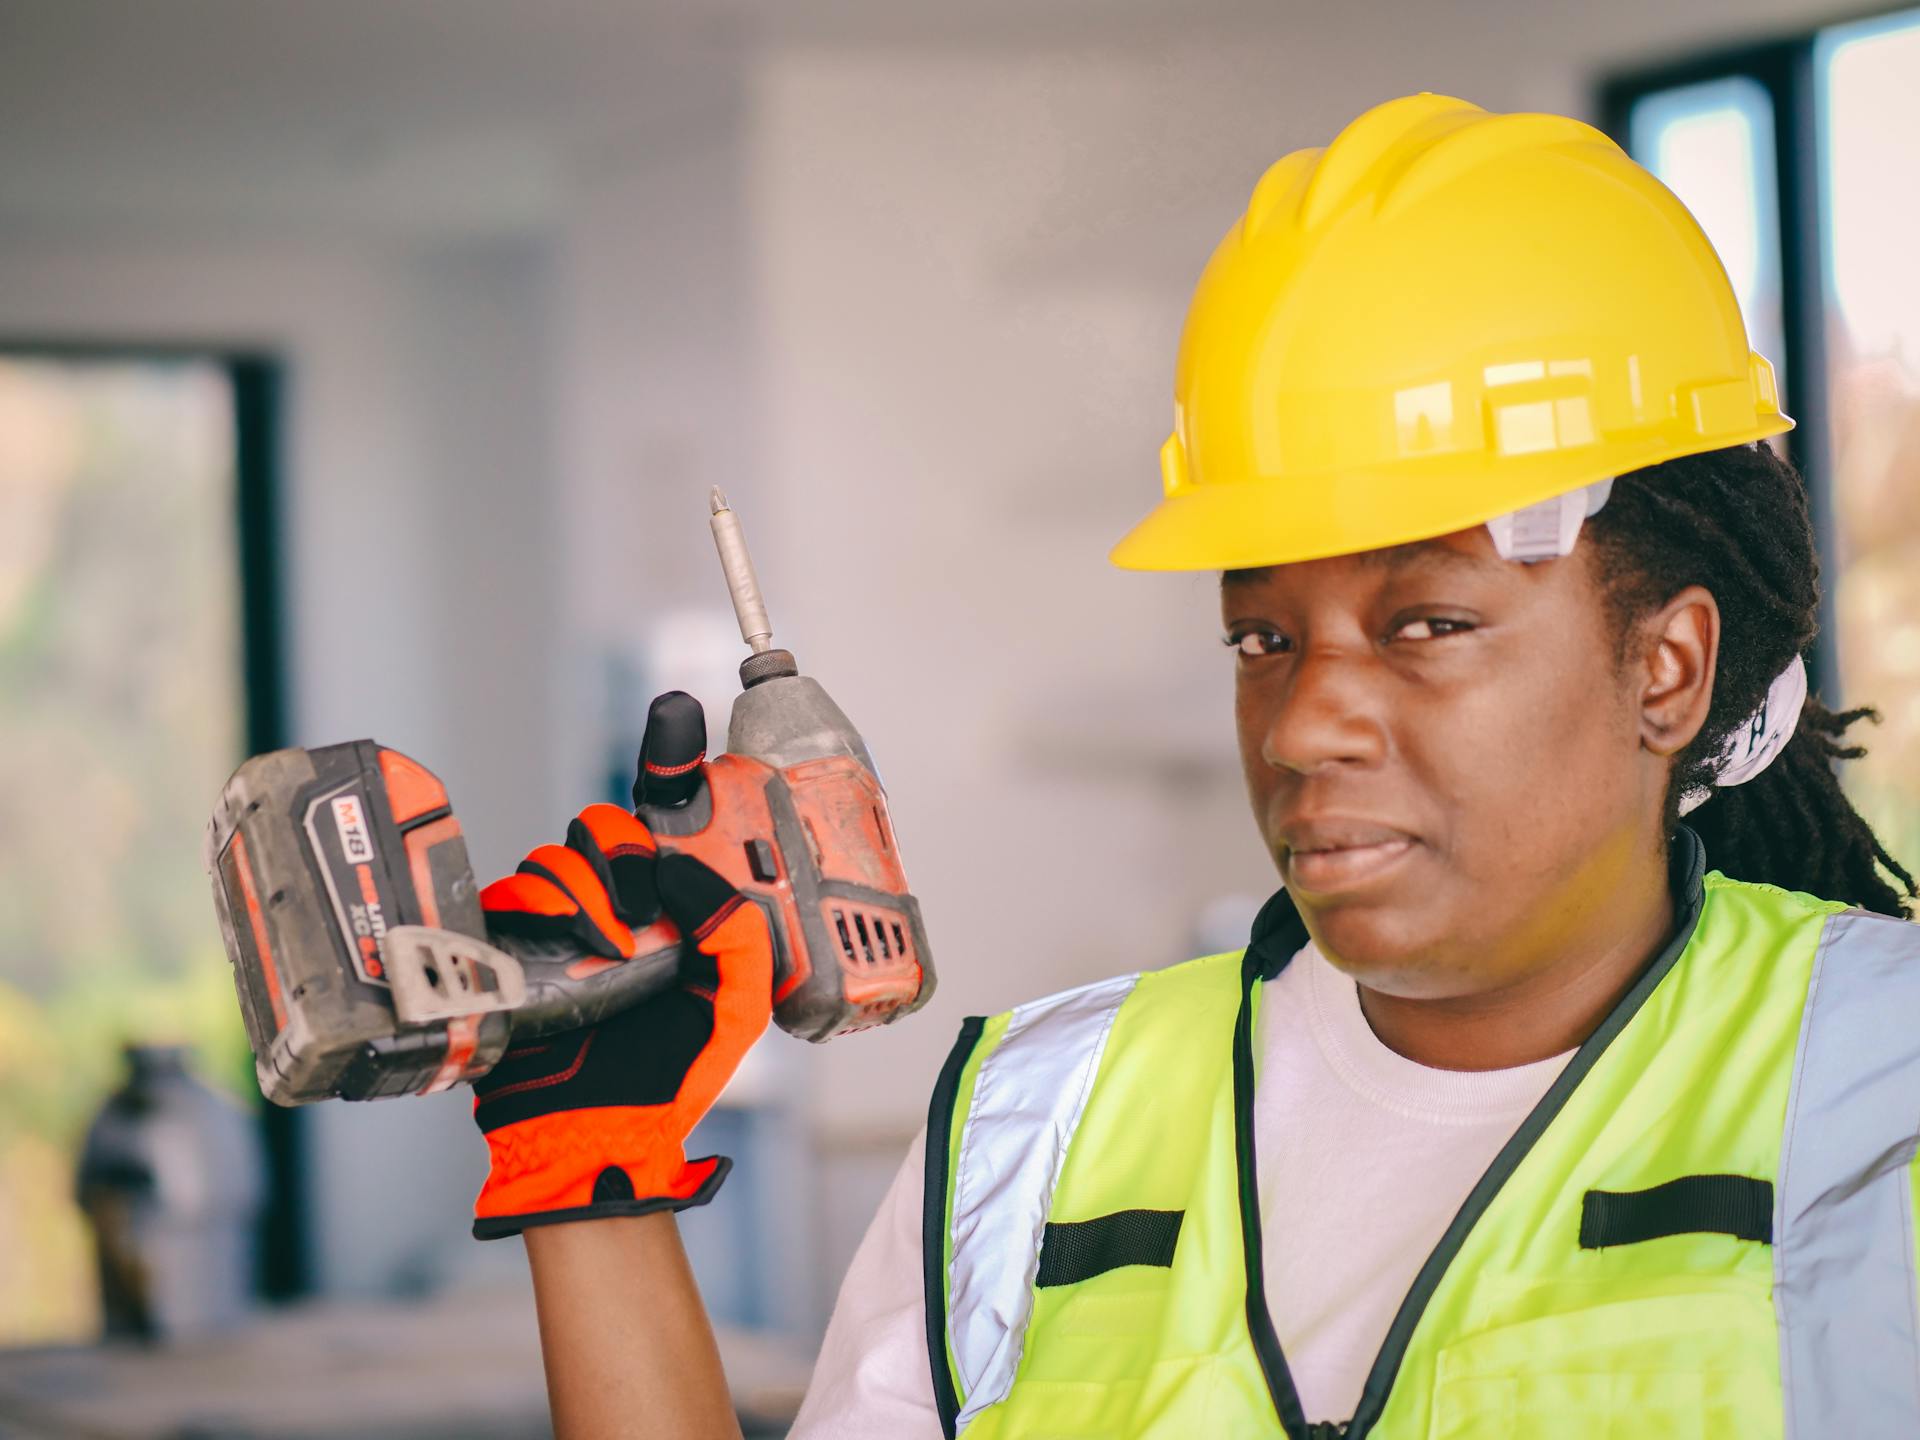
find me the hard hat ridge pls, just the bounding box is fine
[1240,148,1321,240]
[1296,92,1474,229]
[1371,109,1617,223]
[1245,95,1614,238]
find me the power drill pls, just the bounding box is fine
[205,491,935,1106]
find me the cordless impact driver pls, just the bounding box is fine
[205,491,934,1106]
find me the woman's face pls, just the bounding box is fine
[1224,525,1702,1001]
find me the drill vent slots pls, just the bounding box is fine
[824,900,918,989]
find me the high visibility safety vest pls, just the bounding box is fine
[921,831,1920,1439]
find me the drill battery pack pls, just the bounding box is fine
[205,741,513,1106]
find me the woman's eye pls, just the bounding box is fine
[1392,617,1475,642]
[1223,630,1291,659]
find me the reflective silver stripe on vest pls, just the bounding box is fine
[948,972,1139,1429]
[1776,909,1920,1437]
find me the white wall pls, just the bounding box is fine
[729,36,1598,1321]
[0,0,1865,1331]
[550,72,764,795]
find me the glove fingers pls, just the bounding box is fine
[478,871,576,922]
[478,871,621,960]
[567,804,663,927]
[515,844,635,959]
[633,691,709,810]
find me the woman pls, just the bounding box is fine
[470,94,1920,1439]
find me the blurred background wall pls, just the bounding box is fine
[0,0,1913,1424]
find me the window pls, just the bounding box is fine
[0,349,286,1343]
[1817,12,1920,869]
[1628,76,1787,397]
[1605,6,1920,876]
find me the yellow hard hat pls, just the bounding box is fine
[1110,92,1793,572]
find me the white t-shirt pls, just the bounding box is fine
[789,941,1575,1436]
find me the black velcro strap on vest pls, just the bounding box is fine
[1035,1208,1185,1288]
[1579,1174,1774,1249]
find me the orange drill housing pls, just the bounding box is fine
[680,751,925,1036]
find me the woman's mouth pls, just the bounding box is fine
[1280,820,1418,895]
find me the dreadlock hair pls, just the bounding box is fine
[1583,441,1915,918]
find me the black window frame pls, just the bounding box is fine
[1597,10,1917,700]
[1599,38,1833,696]
[0,340,306,1302]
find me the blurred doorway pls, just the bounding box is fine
[0,347,291,1343]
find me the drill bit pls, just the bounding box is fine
[709,487,774,655]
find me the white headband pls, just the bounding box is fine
[1486,478,1614,563]
[1677,655,1809,816]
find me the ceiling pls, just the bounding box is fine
[0,0,1873,240]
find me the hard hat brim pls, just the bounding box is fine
[1109,417,1794,573]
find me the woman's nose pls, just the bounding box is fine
[1258,646,1390,777]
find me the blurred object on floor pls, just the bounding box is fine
[0,1282,808,1439]
[75,1046,263,1342]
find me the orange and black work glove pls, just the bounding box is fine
[469,693,773,1240]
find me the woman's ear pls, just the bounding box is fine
[1638,584,1719,759]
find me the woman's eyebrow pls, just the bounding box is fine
[1220,541,1495,594]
